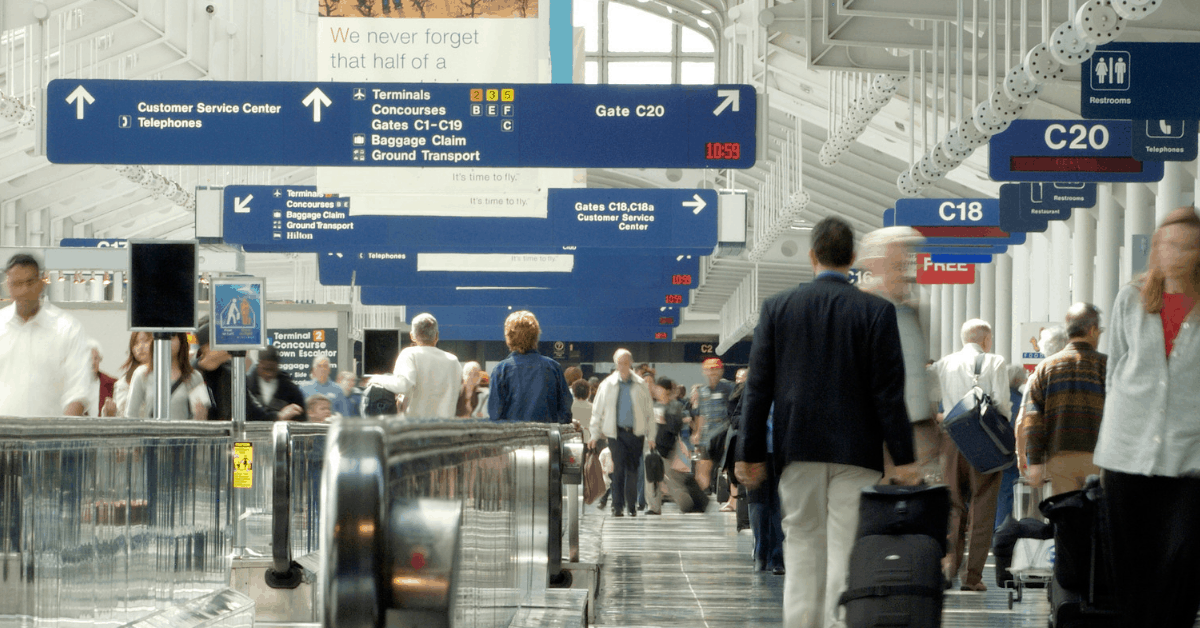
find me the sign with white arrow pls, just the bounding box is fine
[683,194,707,214]
[65,85,94,120]
[46,79,756,169]
[233,194,253,213]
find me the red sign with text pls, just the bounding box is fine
[916,254,976,285]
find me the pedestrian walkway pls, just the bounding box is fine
[583,501,1075,628]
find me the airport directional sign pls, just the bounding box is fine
[361,284,690,308]
[998,183,1095,233]
[1132,120,1198,162]
[989,119,1163,183]
[47,79,756,169]
[222,186,402,252]
[437,325,673,342]
[894,199,1000,227]
[404,306,681,328]
[1080,43,1200,121]
[319,252,701,288]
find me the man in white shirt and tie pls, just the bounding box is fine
[0,253,90,417]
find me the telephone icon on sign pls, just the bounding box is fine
[1146,120,1185,139]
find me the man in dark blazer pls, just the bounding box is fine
[736,216,915,628]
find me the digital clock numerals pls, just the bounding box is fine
[671,274,693,285]
[705,142,741,160]
[655,332,669,340]
[665,294,683,305]
[659,317,675,325]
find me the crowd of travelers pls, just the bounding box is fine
[2,205,1198,628]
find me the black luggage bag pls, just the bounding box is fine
[856,484,951,554]
[838,534,945,628]
[673,473,709,513]
[1040,476,1120,627]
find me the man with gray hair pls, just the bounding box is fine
[931,318,1014,592]
[1021,303,1107,495]
[301,353,351,416]
[377,313,462,418]
[859,226,938,483]
[589,348,654,517]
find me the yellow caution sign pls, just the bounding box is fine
[233,442,253,489]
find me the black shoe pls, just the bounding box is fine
[612,510,624,517]
[628,509,637,517]
[646,510,661,515]
[638,504,646,511]
[772,566,786,576]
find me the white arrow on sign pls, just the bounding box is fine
[66,85,95,120]
[683,194,707,215]
[233,195,254,213]
[713,90,740,116]
[302,88,332,122]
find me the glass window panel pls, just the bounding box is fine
[681,27,714,53]
[585,61,599,84]
[574,0,599,52]
[607,3,672,53]
[681,61,715,85]
[607,61,673,84]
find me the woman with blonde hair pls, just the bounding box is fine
[1093,206,1200,627]
[487,311,571,423]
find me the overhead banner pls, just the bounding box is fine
[317,0,571,220]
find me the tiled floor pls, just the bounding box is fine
[583,500,1059,628]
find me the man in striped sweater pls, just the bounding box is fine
[1023,302,1108,496]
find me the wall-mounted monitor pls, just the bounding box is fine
[128,240,198,332]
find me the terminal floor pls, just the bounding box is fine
[582,500,1061,628]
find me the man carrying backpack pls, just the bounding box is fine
[931,319,1014,592]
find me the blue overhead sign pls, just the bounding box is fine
[225,186,717,253]
[989,119,1164,183]
[361,285,690,308]
[437,325,673,342]
[319,252,701,288]
[1080,43,1200,120]
[998,183,1095,233]
[406,306,681,328]
[47,80,756,169]
[61,238,128,248]
[223,185,403,252]
[894,199,1000,227]
[1132,120,1198,162]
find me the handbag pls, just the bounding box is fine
[583,446,606,505]
[644,451,664,483]
[942,354,1016,474]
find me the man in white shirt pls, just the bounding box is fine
[0,254,90,417]
[931,319,1014,592]
[380,313,461,418]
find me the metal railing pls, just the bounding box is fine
[0,418,254,628]
[320,418,582,628]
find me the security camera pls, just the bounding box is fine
[206,5,215,14]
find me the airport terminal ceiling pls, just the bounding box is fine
[1,0,1200,349]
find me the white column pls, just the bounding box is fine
[1124,183,1153,284]
[1049,220,1073,320]
[941,284,954,358]
[953,284,968,351]
[1155,160,1185,225]
[1029,233,1051,321]
[111,271,124,303]
[1012,243,1031,356]
[995,253,1014,364]
[1095,184,1122,317]
[1071,207,1096,306]
[927,284,942,359]
[966,278,981,321]
[980,261,996,329]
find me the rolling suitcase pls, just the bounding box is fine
[856,484,951,553]
[942,354,1016,474]
[838,534,944,628]
[1040,476,1119,627]
[671,472,709,513]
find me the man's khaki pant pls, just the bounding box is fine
[1046,451,1100,496]
[942,449,1001,587]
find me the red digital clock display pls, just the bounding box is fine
[672,274,693,285]
[654,332,669,340]
[665,294,683,304]
[1010,156,1143,173]
[705,142,741,160]
[659,317,675,325]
